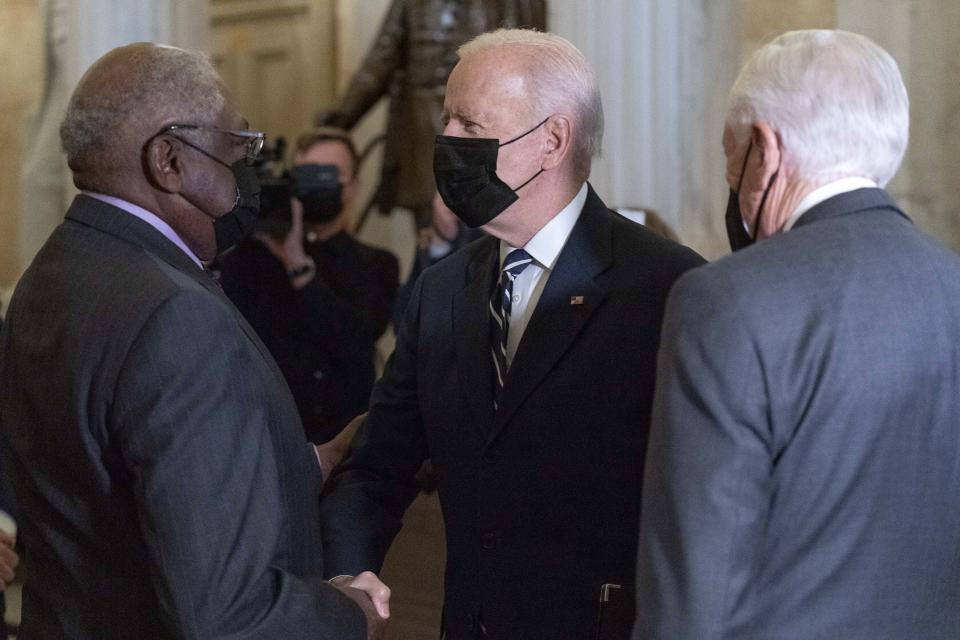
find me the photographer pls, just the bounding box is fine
[219,129,399,460]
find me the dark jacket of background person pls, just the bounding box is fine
[220,231,398,444]
[320,0,546,220]
[320,187,705,640]
[0,195,365,639]
[636,188,960,639]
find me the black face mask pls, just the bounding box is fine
[289,164,343,223]
[725,143,778,252]
[212,159,261,256]
[433,118,548,228]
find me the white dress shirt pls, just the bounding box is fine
[499,182,588,368]
[784,177,878,231]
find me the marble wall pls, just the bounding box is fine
[3,0,958,301]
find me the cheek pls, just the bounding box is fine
[499,143,539,181]
[204,170,237,214]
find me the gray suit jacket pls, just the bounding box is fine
[634,188,960,639]
[0,195,365,639]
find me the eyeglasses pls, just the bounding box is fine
[155,124,265,166]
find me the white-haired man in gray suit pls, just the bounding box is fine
[634,30,960,639]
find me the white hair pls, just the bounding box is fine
[726,29,909,187]
[459,29,603,179]
[61,44,226,168]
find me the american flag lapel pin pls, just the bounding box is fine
[570,295,585,305]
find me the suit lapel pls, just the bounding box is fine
[453,237,500,432]
[486,186,613,448]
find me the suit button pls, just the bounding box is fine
[482,532,497,549]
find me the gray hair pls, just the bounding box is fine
[726,29,909,187]
[60,44,226,169]
[459,29,603,179]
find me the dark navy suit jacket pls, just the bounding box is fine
[321,185,705,640]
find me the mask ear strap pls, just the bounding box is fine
[500,117,551,147]
[512,168,545,192]
[736,143,752,193]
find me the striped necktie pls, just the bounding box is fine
[490,248,533,409]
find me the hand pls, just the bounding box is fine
[329,572,390,639]
[258,198,315,288]
[314,413,365,481]
[0,531,19,591]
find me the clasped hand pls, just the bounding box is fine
[329,571,390,640]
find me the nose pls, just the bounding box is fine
[442,119,464,137]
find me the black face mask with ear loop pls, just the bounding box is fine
[143,130,263,258]
[433,117,548,228]
[212,159,261,256]
[725,143,779,252]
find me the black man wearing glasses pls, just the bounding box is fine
[0,43,389,640]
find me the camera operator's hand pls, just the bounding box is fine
[259,198,316,289]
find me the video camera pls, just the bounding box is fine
[254,137,344,223]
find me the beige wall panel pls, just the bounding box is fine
[211,0,336,146]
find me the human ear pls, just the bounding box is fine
[541,114,573,171]
[142,136,184,193]
[749,121,782,187]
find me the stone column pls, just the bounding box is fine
[548,1,739,258]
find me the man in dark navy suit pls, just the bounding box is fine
[320,29,705,640]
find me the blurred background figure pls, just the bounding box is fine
[392,191,484,328]
[318,0,546,228]
[219,128,399,448]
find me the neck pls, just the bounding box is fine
[757,175,818,240]
[486,177,583,248]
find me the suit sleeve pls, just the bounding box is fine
[319,273,427,578]
[633,269,772,639]
[112,290,365,639]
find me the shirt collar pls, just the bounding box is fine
[500,182,588,269]
[82,192,204,268]
[784,177,878,231]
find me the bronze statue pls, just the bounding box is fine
[320,0,547,224]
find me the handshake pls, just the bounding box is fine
[330,572,391,640]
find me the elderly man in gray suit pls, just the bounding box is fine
[0,43,389,639]
[634,30,960,640]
